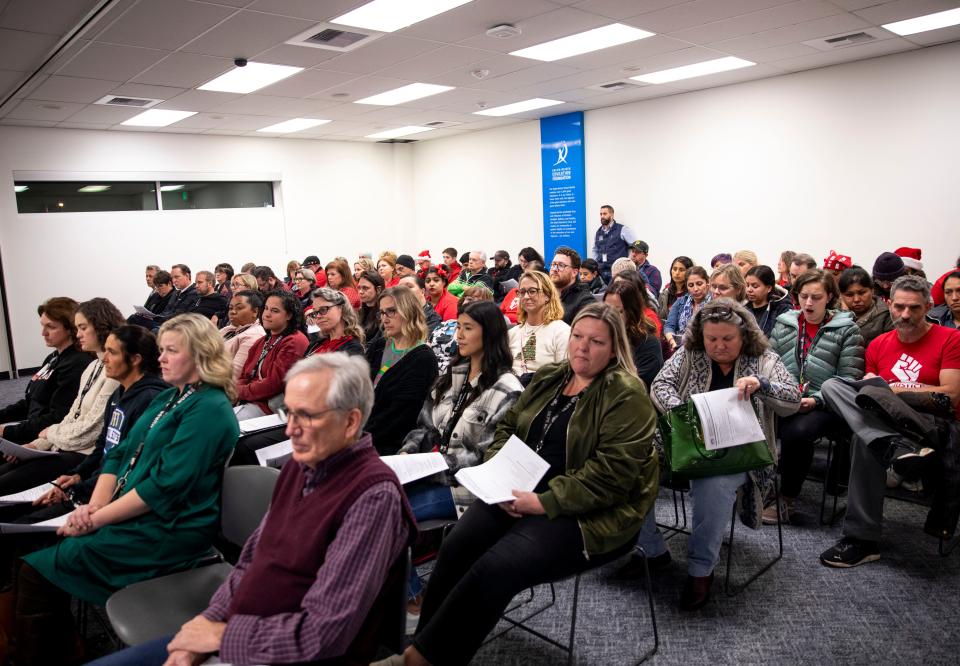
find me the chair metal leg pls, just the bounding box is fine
[659,486,690,541]
[483,583,558,645]
[566,574,580,666]
[632,547,659,665]
[819,437,847,527]
[724,478,784,596]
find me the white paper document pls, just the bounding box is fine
[689,388,765,451]
[0,511,70,534]
[133,305,157,318]
[238,413,285,433]
[0,438,57,461]
[381,453,449,485]
[256,439,293,468]
[0,483,54,505]
[454,435,549,505]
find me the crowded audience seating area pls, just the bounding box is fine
[0,232,957,665]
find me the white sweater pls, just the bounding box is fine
[36,355,119,455]
[508,319,570,375]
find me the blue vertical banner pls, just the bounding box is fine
[540,111,586,262]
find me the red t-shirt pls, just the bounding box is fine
[432,289,459,321]
[866,325,960,389]
[501,288,519,324]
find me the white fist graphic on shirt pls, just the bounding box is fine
[891,353,922,383]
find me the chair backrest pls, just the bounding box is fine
[376,547,411,655]
[221,465,281,547]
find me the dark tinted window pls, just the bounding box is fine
[159,182,274,210]
[14,182,158,213]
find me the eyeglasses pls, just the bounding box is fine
[550,262,571,270]
[277,405,341,428]
[517,288,542,297]
[296,276,310,282]
[380,306,400,319]
[312,304,340,316]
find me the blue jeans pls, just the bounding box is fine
[85,634,173,665]
[636,472,747,577]
[405,481,456,598]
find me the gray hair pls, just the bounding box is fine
[890,274,932,303]
[611,257,635,277]
[285,353,374,428]
[297,267,316,282]
[472,250,487,263]
[684,297,770,357]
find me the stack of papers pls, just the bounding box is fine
[0,483,53,505]
[0,438,57,461]
[238,413,285,433]
[133,305,157,319]
[0,511,70,534]
[255,440,293,468]
[689,387,765,451]
[454,436,549,504]
[380,453,449,485]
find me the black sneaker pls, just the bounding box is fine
[612,551,672,580]
[819,537,880,568]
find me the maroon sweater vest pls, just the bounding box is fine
[228,437,415,664]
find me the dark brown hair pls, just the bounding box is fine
[77,298,126,347]
[37,297,80,348]
[792,269,840,309]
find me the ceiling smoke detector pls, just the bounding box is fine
[486,24,521,39]
[470,69,490,80]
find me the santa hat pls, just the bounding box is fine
[894,247,923,271]
[823,250,853,272]
[417,250,432,264]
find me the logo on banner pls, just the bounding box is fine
[553,141,568,166]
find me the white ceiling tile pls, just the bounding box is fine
[769,35,917,71]
[0,117,58,126]
[457,7,614,53]
[213,114,289,130]
[667,0,843,45]
[713,12,874,52]
[625,0,797,34]
[320,36,445,75]
[0,0,101,35]
[245,0,364,22]
[829,0,888,9]
[434,89,546,114]
[95,0,237,51]
[611,45,728,76]
[391,85,488,110]
[391,108,480,124]
[40,38,89,74]
[257,67,358,96]
[571,0,690,21]
[376,45,496,81]
[397,0,559,43]
[180,10,316,58]
[133,52,233,88]
[665,61,781,88]
[852,0,958,25]
[427,53,533,87]
[63,103,143,124]
[734,41,820,61]
[295,102,371,120]
[0,68,27,94]
[156,89,243,111]
[57,121,112,130]
[903,23,960,46]
[108,82,187,100]
[57,42,170,81]
[0,27,59,71]
[208,94,308,115]
[5,99,86,121]
[250,43,340,68]
[468,62,582,91]
[320,74,420,100]
[165,111,234,129]
[26,75,122,103]
[549,33,688,69]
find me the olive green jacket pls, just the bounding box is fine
[485,361,659,557]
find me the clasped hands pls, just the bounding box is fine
[57,501,103,537]
[162,615,227,666]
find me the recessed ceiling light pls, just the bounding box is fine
[160,185,184,192]
[332,0,473,32]
[473,98,564,117]
[510,23,655,61]
[882,7,960,36]
[14,185,28,193]
[355,83,454,106]
[77,185,111,193]
[198,62,303,94]
[630,56,755,84]
[257,118,332,133]
[366,126,435,139]
[121,109,197,127]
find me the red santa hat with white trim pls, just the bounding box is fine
[894,247,923,271]
[417,250,432,264]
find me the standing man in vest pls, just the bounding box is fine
[100,354,416,666]
[593,204,635,283]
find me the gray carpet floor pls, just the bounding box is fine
[2,376,958,665]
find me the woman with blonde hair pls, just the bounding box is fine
[13,314,240,661]
[733,250,758,276]
[365,287,438,454]
[354,257,376,282]
[508,270,570,381]
[229,273,258,294]
[710,263,748,303]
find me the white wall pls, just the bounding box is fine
[411,42,960,280]
[0,128,412,370]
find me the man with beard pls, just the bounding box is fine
[549,247,595,325]
[818,275,960,568]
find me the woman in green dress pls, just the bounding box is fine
[12,313,240,664]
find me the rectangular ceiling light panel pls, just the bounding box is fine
[121,109,198,126]
[474,98,564,117]
[630,56,754,84]
[199,62,304,94]
[332,0,474,32]
[77,185,111,193]
[257,118,332,133]
[366,126,435,139]
[883,8,960,36]
[511,23,655,61]
[355,82,454,105]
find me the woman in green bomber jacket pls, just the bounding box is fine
[768,269,865,523]
[11,314,240,665]
[404,303,658,666]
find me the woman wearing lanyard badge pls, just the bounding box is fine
[768,269,864,523]
[399,301,522,615]
[12,313,240,664]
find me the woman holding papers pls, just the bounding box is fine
[622,299,800,611]
[0,299,125,495]
[405,303,658,666]
[507,270,570,381]
[11,314,238,663]
[399,301,523,611]
[767,269,864,523]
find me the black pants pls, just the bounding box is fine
[11,562,74,664]
[229,425,286,466]
[0,452,86,495]
[778,410,842,498]
[412,500,630,666]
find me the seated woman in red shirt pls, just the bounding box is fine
[325,258,361,309]
[306,288,365,357]
[424,265,458,321]
[235,291,308,420]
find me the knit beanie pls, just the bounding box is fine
[872,252,907,281]
[894,247,923,271]
[396,254,416,270]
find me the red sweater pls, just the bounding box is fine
[238,331,309,414]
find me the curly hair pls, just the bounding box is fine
[684,298,769,357]
[311,287,365,345]
[77,298,125,347]
[159,313,237,401]
[517,270,564,325]
[263,289,307,337]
